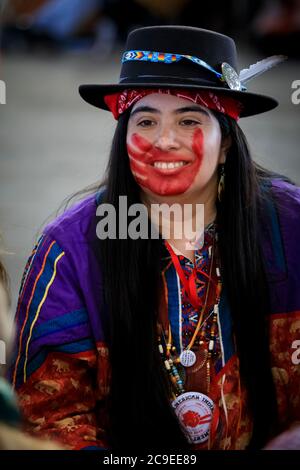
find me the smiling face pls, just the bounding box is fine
[126,93,230,202]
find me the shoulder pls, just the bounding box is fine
[260,178,300,225]
[10,192,107,387]
[15,191,103,331]
[259,177,300,238]
[268,179,300,236]
[270,178,300,211]
[264,179,300,314]
[265,178,300,280]
[43,192,100,251]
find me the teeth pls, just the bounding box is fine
[153,161,187,169]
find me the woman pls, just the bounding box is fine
[9,26,300,451]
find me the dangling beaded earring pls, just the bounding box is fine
[218,164,225,202]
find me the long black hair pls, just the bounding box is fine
[96,109,292,451]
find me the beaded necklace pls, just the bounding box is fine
[158,229,223,446]
[164,233,216,370]
[158,241,222,395]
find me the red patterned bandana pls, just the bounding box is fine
[104,88,243,121]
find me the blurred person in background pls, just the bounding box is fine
[7,25,300,451]
[2,0,181,53]
[0,254,22,448]
[2,0,174,52]
[1,0,117,53]
[251,0,300,56]
[2,0,271,53]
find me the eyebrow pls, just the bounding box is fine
[130,105,210,118]
[130,106,160,117]
[175,106,210,117]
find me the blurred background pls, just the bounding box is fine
[0,0,300,309]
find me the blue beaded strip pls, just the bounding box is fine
[122,50,224,81]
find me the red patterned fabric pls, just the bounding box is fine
[16,345,110,450]
[15,314,300,450]
[104,88,243,121]
[269,310,300,427]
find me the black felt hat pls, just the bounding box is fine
[79,25,284,117]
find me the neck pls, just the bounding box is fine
[142,187,217,224]
[141,186,217,262]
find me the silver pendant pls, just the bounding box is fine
[221,62,242,90]
[180,350,196,367]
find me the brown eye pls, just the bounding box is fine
[137,119,155,128]
[180,119,200,126]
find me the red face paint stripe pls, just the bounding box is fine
[192,129,204,165]
[128,155,146,167]
[132,133,153,152]
[127,144,146,161]
[129,159,147,175]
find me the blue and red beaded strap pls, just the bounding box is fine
[122,50,223,79]
[121,50,247,92]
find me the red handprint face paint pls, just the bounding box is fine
[126,93,225,199]
[127,130,203,196]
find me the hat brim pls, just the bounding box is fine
[79,83,278,118]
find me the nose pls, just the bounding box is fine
[154,126,180,152]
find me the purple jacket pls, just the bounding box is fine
[9,178,300,449]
